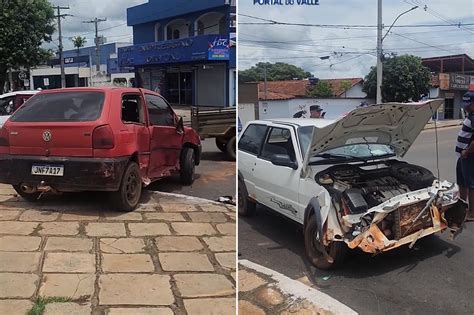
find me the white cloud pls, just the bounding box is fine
[238,0,474,79]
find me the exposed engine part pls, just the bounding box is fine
[342,189,368,214]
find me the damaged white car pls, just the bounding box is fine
[238,100,467,269]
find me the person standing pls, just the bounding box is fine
[456,91,474,221]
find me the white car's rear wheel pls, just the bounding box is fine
[238,179,255,217]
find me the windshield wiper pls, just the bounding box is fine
[312,153,367,163]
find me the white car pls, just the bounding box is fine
[238,100,467,269]
[0,90,39,128]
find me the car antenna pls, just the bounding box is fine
[431,104,441,182]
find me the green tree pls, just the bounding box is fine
[362,55,431,102]
[306,80,333,98]
[0,0,55,91]
[340,80,352,97]
[71,36,87,50]
[239,62,312,82]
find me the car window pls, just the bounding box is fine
[10,92,104,122]
[0,96,15,115]
[261,127,296,162]
[122,94,145,124]
[239,124,267,155]
[145,94,175,126]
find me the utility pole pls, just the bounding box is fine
[83,18,107,73]
[376,0,383,104]
[54,5,71,88]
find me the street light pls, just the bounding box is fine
[376,4,418,104]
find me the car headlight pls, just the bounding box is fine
[439,186,460,206]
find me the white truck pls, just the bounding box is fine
[238,100,467,269]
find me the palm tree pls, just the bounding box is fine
[71,36,87,86]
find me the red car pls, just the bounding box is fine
[0,87,201,211]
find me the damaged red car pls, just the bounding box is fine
[0,87,201,211]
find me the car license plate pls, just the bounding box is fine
[31,164,64,176]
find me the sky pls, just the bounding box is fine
[46,0,147,51]
[239,0,474,79]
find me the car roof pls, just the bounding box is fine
[255,118,336,128]
[0,90,39,98]
[36,87,159,95]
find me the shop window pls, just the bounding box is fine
[166,19,189,40]
[121,94,145,124]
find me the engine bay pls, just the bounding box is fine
[316,160,436,216]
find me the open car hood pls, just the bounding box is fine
[307,99,443,158]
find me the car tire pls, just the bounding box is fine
[110,162,142,212]
[304,213,346,270]
[12,184,41,202]
[238,179,256,217]
[215,137,227,152]
[226,136,236,161]
[180,147,195,186]
[390,163,435,190]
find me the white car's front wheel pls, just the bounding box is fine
[304,213,347,269]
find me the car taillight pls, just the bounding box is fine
[0,128,9,146]
[92,125,114,149]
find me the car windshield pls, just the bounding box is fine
[10,92,105,122]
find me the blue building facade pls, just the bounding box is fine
[119,0,236,107]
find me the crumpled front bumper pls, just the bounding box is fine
[346,199,468,254]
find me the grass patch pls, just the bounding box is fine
[27,296,72,315]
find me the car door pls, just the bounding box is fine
[253,126,302,219]
[238,123,269,201]
[145,93,183,179]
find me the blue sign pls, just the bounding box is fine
[118,34,230,67]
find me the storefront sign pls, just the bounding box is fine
[118,34,230,67]
[449,73,470,90]
[208,37,230,60]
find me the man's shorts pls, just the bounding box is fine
[457,155,474,188]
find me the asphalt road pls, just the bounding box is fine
[238,126,474,314]
[146,138,236,201]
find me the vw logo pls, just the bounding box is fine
[42,131,52,142]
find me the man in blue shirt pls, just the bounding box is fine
[456,91,474,221]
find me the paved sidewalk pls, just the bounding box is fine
[0,185,236,315]
[239,260,357,315]
[424,119,462,130]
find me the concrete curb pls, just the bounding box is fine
[239,259,358,315]
[151,190,233,206]
[424,121,462,130]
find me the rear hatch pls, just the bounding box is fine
[5,91,106,157]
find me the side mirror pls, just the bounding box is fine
[176,116,184,133]
[271,154,298,170]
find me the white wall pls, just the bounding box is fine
[258,97,375,121]
[238,103,255,125]
[344,83,367,98]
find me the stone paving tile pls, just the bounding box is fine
[107,308,174,315]
[159,253,214,272]
[0,300,33,314]
[238,270,266,292]
[43,253,95,273]
[39,274,95,300]
[128,223,171,236]
[99,274,174,305]
[102,254,155,273]
[200,204,229,212]
[203,236,236,252]
[155,236,203,252]
[188,212,228,223]
[86,223,126,237]
[44,302,91,315]
[184,298,235,315]
[0,210,21,221]
[239,300,266,315]
[0,221,38,235]
[45,237,93,252]
[227,212,236,221]
[174,274,234,298]
[0,273,39,298]
[100,238,145,254]
[171,222,217,236]
[215,252,236,270]
[39,222,79,236]
[60,211,100,221]
[216,223,236,235]
[104,211,143,221]
[0,252,41,272]
[160,203,197,212]
[19,209,60,222]
[0,236,41,251]
[144,212,186,221]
